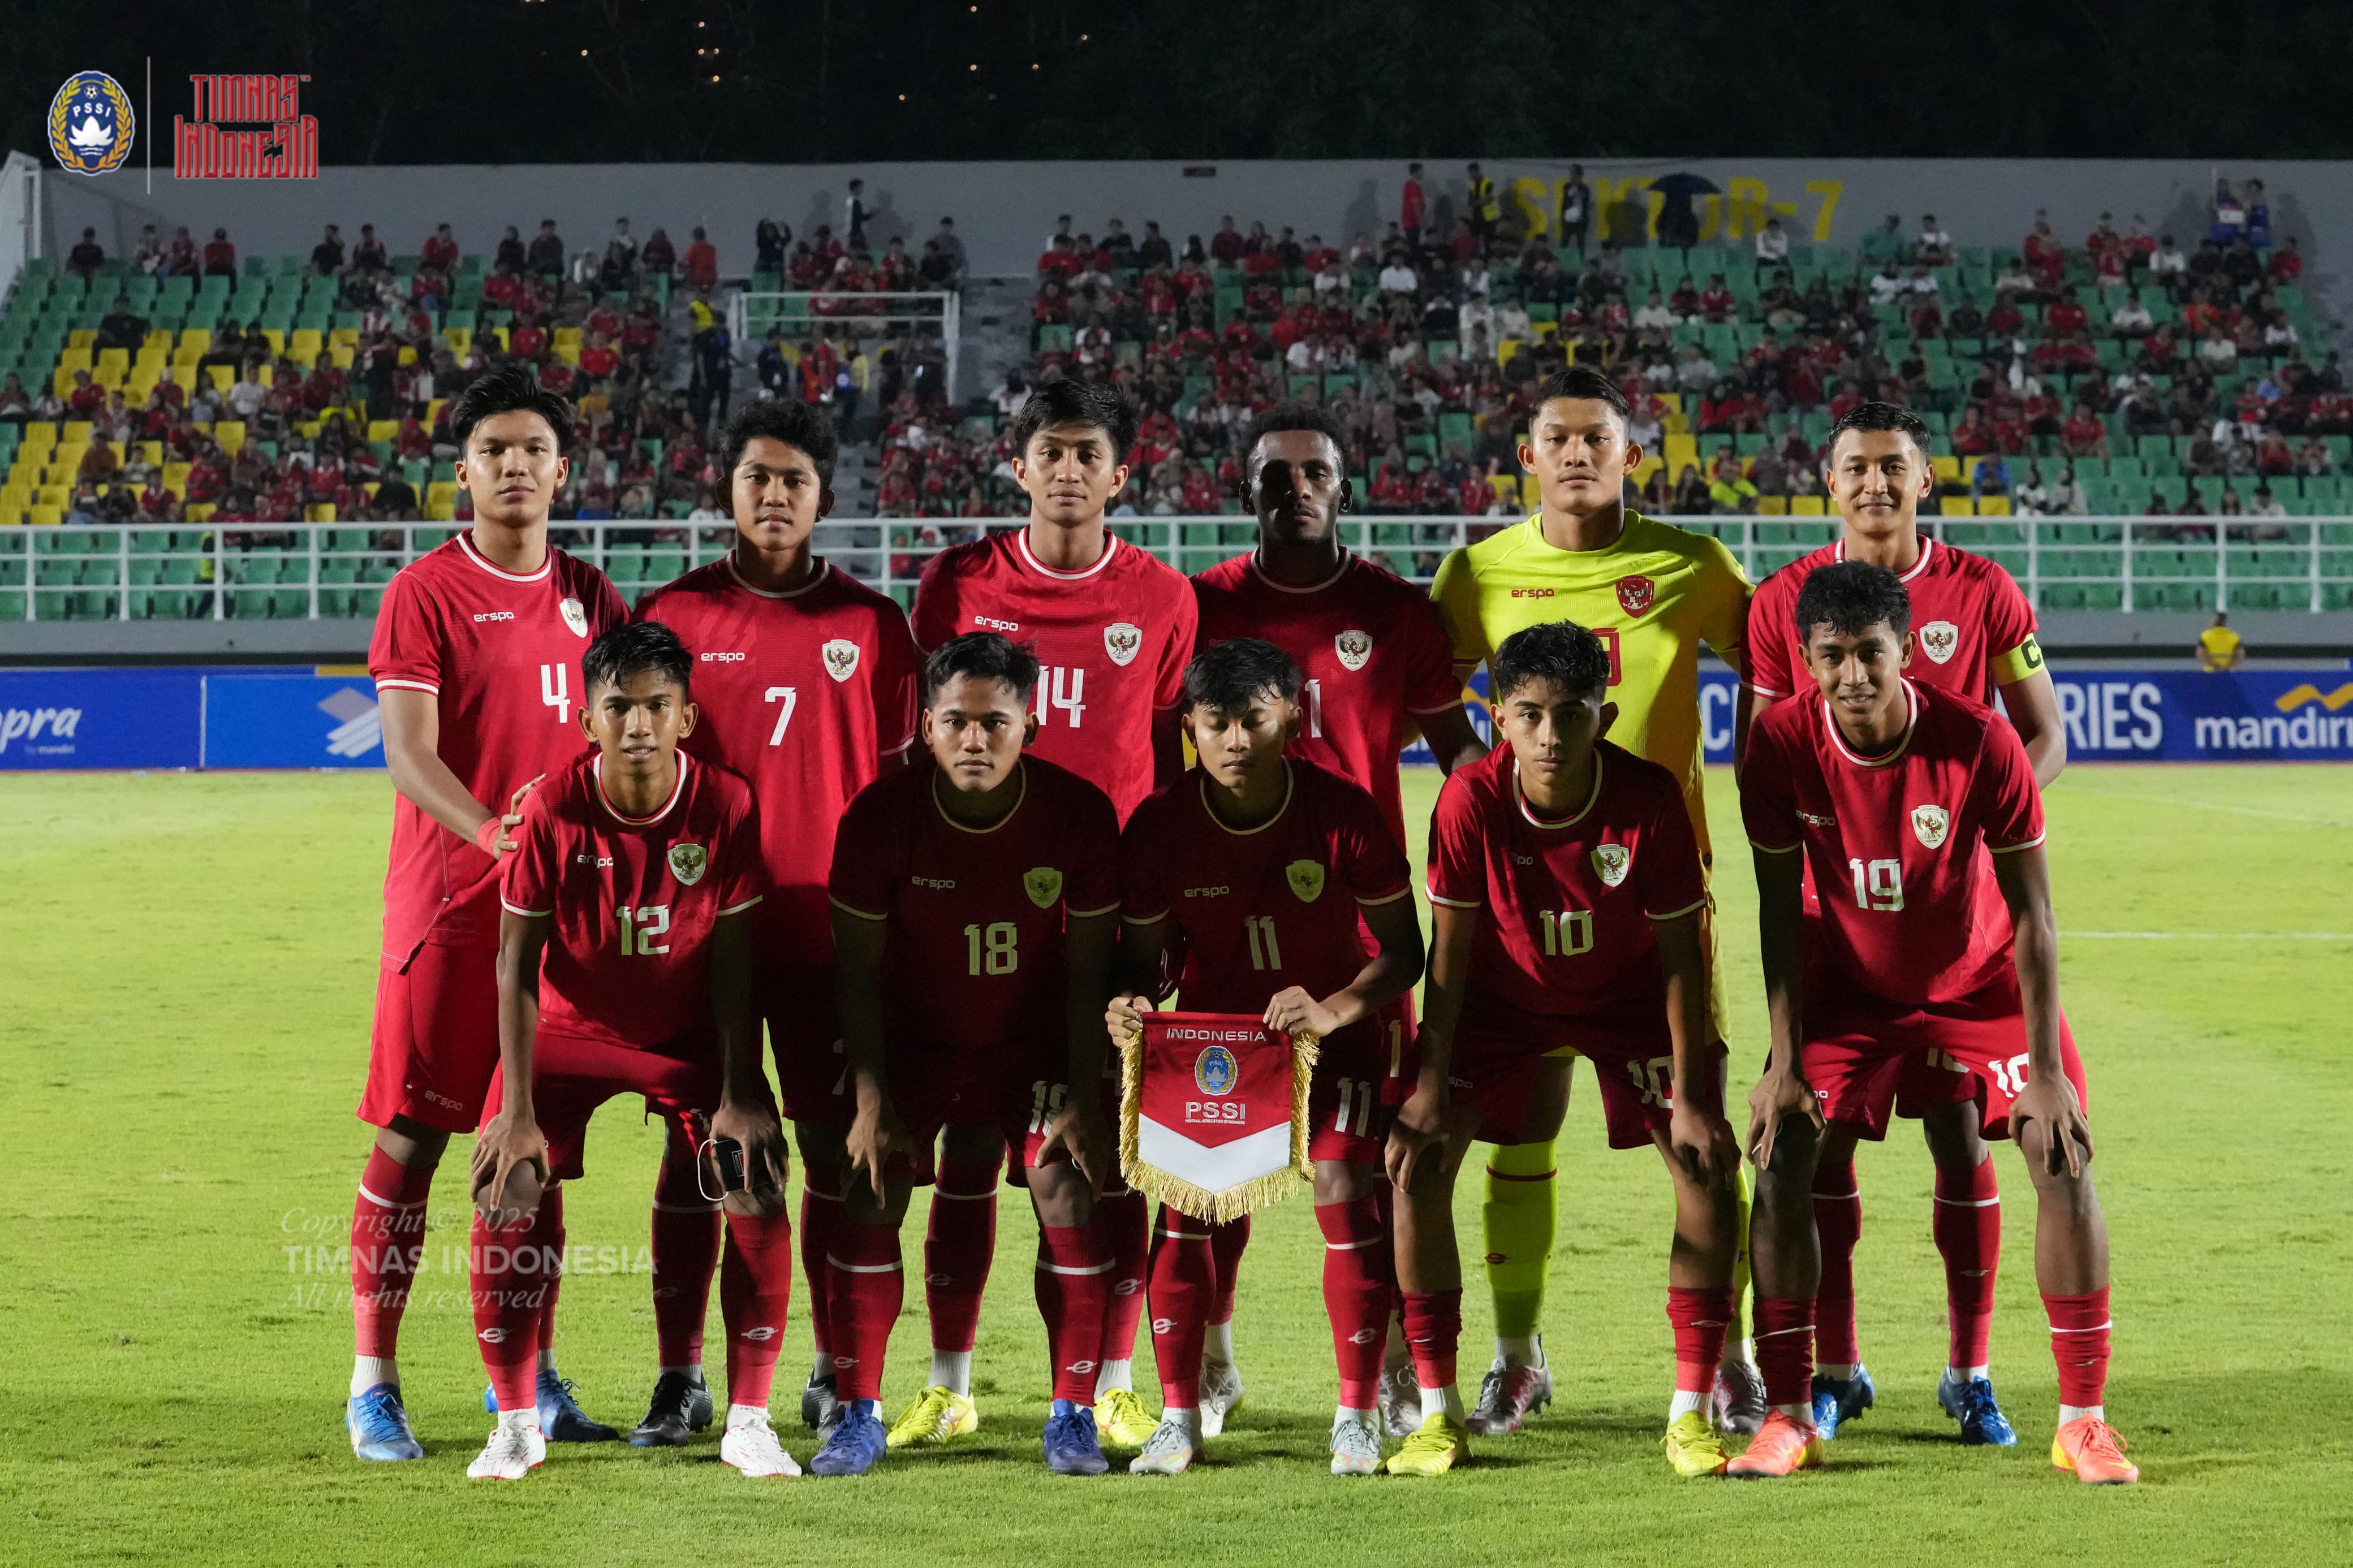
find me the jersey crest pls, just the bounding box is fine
[1023,865,1065,908]
[1193,1044,1238,1096]
[1334,628,1374,672]
[667,842,709,885]
[559,596,589,638]
[1284,858,1325,902]
[1590,842,1631,887]
[1614,574,1655,618]
[821,637,860,682]
[1104,621,1143,667]
[1911,804,1951,850]
[1918,620,1960,664]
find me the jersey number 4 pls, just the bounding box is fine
[618,904,671,956]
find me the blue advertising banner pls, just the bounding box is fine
[0,669,203,770]
[202,670,385,769]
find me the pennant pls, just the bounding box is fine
[1118,1011,1317,1223]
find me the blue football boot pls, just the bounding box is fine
[1042,1398,1110,1475]
[1809,1364,1876,1440]
[810,1399,888,1476]
[1937,1371,2019,1446]
[480,1371,620,1441]
[347,1382,424,1461]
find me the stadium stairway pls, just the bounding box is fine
[958,275,1040,405]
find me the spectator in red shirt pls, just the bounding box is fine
[2269,235,2304,284]
[1209,217,1246,266]
[1986,293,2025,338]
[66,369,106,416]
[1698,274,1735,322]
[1401,163,1427,249]
[1951,404,1993,455]
[641,227,676,277]
[2047,287,2088,336]
[510,320,549,358]
[2061,403,2109,457]
[579,332,620,380]
[167,227,199,277]
[2022,211,2064,284]
[1037,235,1081,278]
[202,228,238,278]
[420,223,459,271]
[683,227,718,290]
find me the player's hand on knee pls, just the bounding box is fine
[1671,1101,1742,1189]
[1746,1062,1822,1173]
[471,1112,548,1225]
[2012,1074,2093,1178]
[1040,1099,1111,1196]
[845,1103,910,1204]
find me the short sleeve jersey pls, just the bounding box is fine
[829,757,1122,1053]
[1192,548,1466,853]
[499,750,766,1050]
[1426,741,1708,1021]
[1740,680,2044,1008]
[368,533,627,961]
[1432,511,1749,865]
[635,557,920,961]
[1120,760,1412,1015]
[1745,537,2044,706]
[912,528,1197,822]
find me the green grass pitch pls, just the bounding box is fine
[1,763,2348,1566]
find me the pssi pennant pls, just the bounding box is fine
[1118,1012,1317,1223]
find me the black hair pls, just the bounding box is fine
[1529,366,1631,430]
[1007,379,1138,459]
[1183,638,1302,712]
[1492,620,1612,704]
[923,631,1041,709]
[449,362,575,453]
[1826,399,1934,459]
[583,619,691,697]
[1794,560,1912,644]
[718,398,838,487]
[1246,402,1353,472]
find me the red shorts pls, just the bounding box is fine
[1800,970,2089,1142]
[889,1039,1079,1176]
[1447,999,1718,1150]
[1307,1018,1393,1164]
[359,941,500,1134]
[760,962,848,1125]
[481,1031,775,1184]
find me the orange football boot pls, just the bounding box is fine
[2052,1416,2140,1484]
[1726,1409,1824,1478]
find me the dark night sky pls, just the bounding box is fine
[7,0,2353,165]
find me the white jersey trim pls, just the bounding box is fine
[1515,751,1604,831]
[1988,832,2047,854]
[594,751,691,825]
[458,529,555,584]
[1199,761,1294,837]
[1834,534,1936,584]
[500,900,553,917]
[718,895,764,915]
[1245,548,1354,595]
[932,761,1027,835]
[1015,527,1121,581]
[1647,896,1708,921]
[1822,680,1919,770]
[725,555,834,600]
[374,677,440,695]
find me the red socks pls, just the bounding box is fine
[1399,1288,1462,1392]
[1036,1223,1114,1404]
[1145,1206,1215,1406]
[351,1146,434,1359]
[1093,1186,1150,1372]
[2043,1286,2112,1409]
[1934,1154,2002,1371]
[1666,1286,1734,1396]
[1316,1196,1392,1409]
[471,1190,561,1411]
[719,1210,794,1409]
[825,1221,904,1403]
[1811,1157,1861,1366]
[1208,1212,1250,1332]
[536,1186,566,1358]
[1752,1295,1816,1410]
[926,1151,1003,1355]
[649,1130,721,1369]
[799,1160,843,1361]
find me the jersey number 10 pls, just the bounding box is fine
[1539,908,1593,957]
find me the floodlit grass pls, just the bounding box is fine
[1,764,2347,1566]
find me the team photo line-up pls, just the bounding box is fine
[344,358,2132,1486]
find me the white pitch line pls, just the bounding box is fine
[2057,784,2351,830]
[2063,931,2353,940]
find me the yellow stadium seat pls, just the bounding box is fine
[398,345,417,366]
[184,503,216,523]
[1940,496,1973,516]
[137,441,163,466]
[30,504,62,526]
[1977,496,2011,516]
[1488,474,1518,505]
[41,483,75,507]
[443,327,472,356]
[551,340,580,366]
[1531,321,1558,342]
[306,504,337,523]
[330,345,355,370]
[1791,495,1826,515]
[178,329,212,356]
[214,421,247,456]
[329,327,360,349]
[1664,433,1699,476]
[142,329,173,352]
[426,398,447,426]
[162,462,192,489]
[67,330,96,349]
[553,327,583,350]
[367,420,399,444]
[295,421,324,440]
[1657,392,1684,414]
[1931,454,1962,482]
[0,505,23,528]
[426,481,458,508]
[1757,495,1789,515]
[63,421,94,443]
[21,422,57,449]
[289,327,323,357]
[1632,455,1662,489]
[96,347,130,375]
[1519,474,1542,509]
[260,329,285,356]
[255,365,274,388]
[363,481,380,498]
[134,347,167,372]
[106,440,126,463]
[206,365,234,392]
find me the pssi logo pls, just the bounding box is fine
[48,74,136,176]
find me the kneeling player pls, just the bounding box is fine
[812,632,1124,1478]
[1107,639,1425,1475]
[1734,561,2134,1483]
[468,622,799,1480]
[1387,621,1744,1477]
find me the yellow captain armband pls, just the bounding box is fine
[1993,634,2046,686]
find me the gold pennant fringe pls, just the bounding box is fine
[1117,1022,1318,1224]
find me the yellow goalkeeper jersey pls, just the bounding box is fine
[1432,510,1751,863]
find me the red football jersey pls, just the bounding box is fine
[1120,759,1412,1015]
[1746,536,2041,706]
[911,528,1197,821]
[369,533,627,962]
[828,756,1122,1053]
[1191,548,1466,853]
[1740,679,2044,1008]
[1427,741,1708,1020]
[500,750,766,1050]
[634,557,921,961]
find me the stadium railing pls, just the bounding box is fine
[3,516,2348,621]
[725,290,962,400]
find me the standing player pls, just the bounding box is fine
[1107,640,1425,1476]
[1734,562,2132,1484]
[632,399,920,1444]
[811,633,1124,1478]
[1386,621,1744,1478]
[467,621,799,1480]
[1429,365,1757,1435]
[1188,404,1486,1432]
[911,379,1199,1450]
[347,365,626,1462]
[1740,401,2068,1444]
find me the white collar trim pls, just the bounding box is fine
[459,529,553,584]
